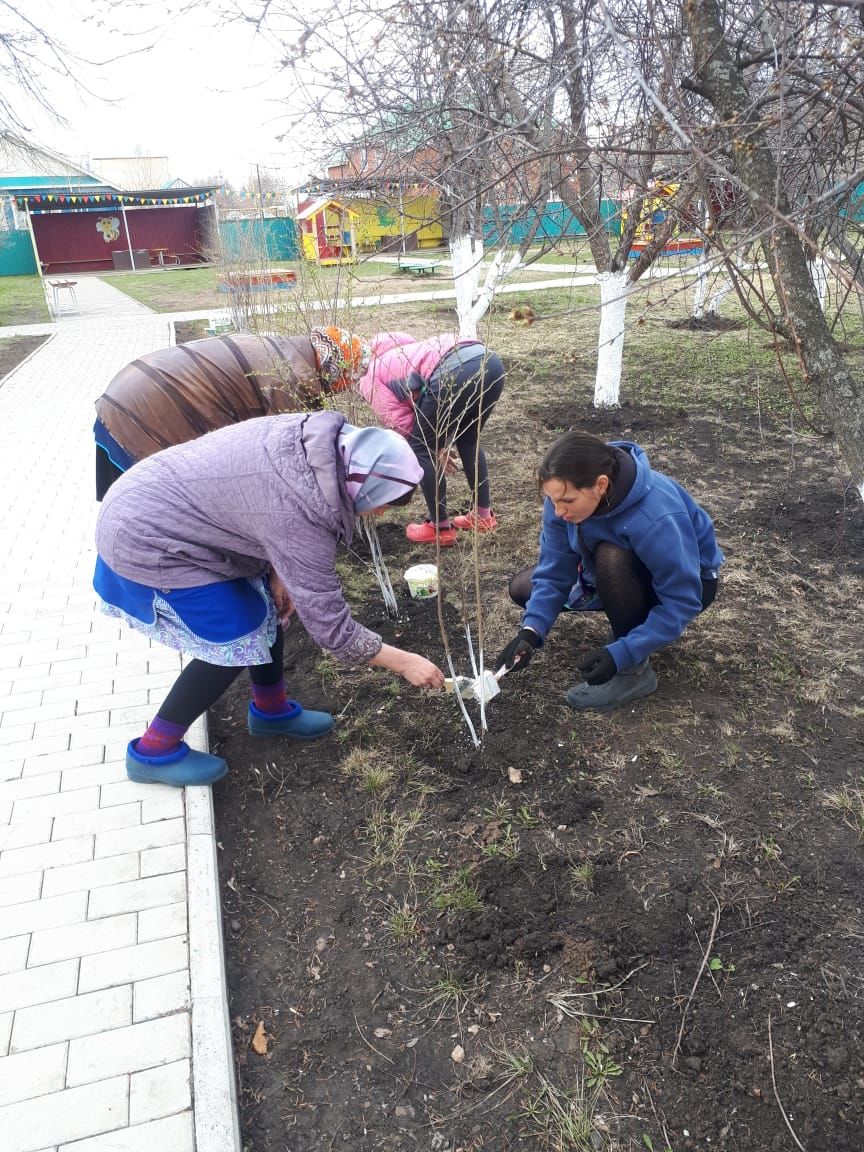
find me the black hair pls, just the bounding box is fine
[538,431,619,492]
[387,485,417,508]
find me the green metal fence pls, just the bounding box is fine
[0,231,38,276]
[483,199,622,246]
[218,218,299,262]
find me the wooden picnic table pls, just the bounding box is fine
[151,249,180,266]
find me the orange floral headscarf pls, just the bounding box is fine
[310,326,371,393]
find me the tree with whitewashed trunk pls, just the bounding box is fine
[235,0,685,403]
[580,0,864,488]
[233,0,565,341]
[219,0,864,482]
[808,258,829,313]
[680,0,864,499]
[478,0,694,407]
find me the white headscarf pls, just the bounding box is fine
[337,424,423,513]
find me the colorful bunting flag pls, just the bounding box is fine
[15,188,218,212]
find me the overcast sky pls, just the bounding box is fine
[19,1,313,188]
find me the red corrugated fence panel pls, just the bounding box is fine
[33,207,206,274]
[127,207,203,259]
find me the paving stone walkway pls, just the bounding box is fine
[0,308,240,1152]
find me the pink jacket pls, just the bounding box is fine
[358,332,462,438]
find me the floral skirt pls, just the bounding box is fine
[94,557,278,666]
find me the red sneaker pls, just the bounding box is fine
[405,520,458,546]
[452,511,498,532]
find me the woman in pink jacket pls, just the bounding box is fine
[357,331,505,545]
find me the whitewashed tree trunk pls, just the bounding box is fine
[691,260,709,319]
[686,0,864,497]
[450,232,483,339]
[469,247,524,330]
[706,280,734,315]
[594,270,631,408]
[808,257,828,312]
[705,259,752,316]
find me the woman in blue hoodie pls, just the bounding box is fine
[496,431,723,711]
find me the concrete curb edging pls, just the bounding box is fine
[186,715,242,1152]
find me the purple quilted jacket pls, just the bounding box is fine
[95,410,381,663]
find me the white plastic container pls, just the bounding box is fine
[444,670,500,703]
[470,669,501,704]
[404,563,438,599]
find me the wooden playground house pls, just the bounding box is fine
[626,180,704,258]
[297,197,359,265]
[296,183,444,258]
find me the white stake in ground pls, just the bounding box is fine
[359,519,398,617]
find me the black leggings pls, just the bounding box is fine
[155,626,285,727]
[96,445,125,502]
[509,544,717,640]
[409,353,505,522]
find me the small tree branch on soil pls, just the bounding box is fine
[671,890,721,1070]
[353,1009,396,1065]
[768,1013,808,1152]
[548,961,650,1009]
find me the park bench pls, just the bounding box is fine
[397,257,442,277]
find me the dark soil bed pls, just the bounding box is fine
[174,320,209,343]
[0,335,48,381]
[667,315,744,332]
[212,321,864,1152]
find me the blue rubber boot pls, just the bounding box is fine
[565,660,658,713]
[126,740,228,786]
[247,700,335,740]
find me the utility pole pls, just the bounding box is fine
[256,163,271,262]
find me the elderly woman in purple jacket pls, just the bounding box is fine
[94,410,445,787]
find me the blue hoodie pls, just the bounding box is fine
[521,442,724,671]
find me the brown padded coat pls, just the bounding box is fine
[94,334,324,463]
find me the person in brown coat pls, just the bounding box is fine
[94,326,370,498]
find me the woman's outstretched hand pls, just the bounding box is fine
[400,652,446,688]
[370,643,445,689]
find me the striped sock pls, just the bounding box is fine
[136,716,186,756]
[251,679,291,715]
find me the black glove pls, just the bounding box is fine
[701,577,718,610]
[577,647,617,685]
[496,628,541,674]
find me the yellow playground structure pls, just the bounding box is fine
[297,191,443,265]
[297,197,359,266]
[625,180,704,257]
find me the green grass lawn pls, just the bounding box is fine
[102,257,461,314]
[101,268,224,313]
[0,275,50,326]
[530,243,593,264]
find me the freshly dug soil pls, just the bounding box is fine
[174,320,209,343]
[668,315,744,332]
[212,311,864,1152]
